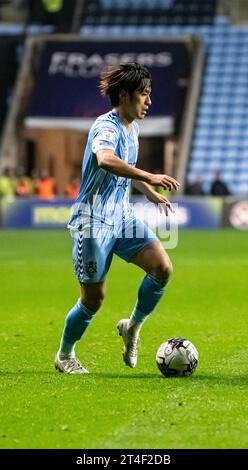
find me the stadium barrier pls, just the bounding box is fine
[0,196,247,230]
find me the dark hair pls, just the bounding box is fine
[99,62,152,106]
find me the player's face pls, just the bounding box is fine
[123,86,152,121]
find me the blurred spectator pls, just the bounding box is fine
[27,0,75,32]
[65,176,80,199]
[15,176,33,197]
[210,171,231,196]
[15,167,35,197]
[185,175,205,195]
[0,167,16,198]
[36,169,56,199]
[27,0,62,27]
[41,0,63,27]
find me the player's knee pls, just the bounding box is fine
[154,258,173,281]
[84,290,105,312]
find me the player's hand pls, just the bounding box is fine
[146,192,175,216]
[148,174,180,191]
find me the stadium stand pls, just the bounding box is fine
[80,0,217,27]
[1,1,247,196]
[79,2,247,196]
[188,16,248,196]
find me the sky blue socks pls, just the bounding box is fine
[59,299,96,356]
[130,274,168,327]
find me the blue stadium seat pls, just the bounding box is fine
[79,9,247,195]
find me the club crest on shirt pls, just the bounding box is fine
[85,261,97,274]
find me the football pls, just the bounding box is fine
[156,337,199,377]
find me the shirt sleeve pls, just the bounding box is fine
[92,122,119,154]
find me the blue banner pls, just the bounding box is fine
[132,196,222,230]
[1,198,73,229]
[27,40,190,120]
[0,197,223,230]
[173,197,223,229]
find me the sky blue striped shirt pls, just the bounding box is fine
[68,109,139,228]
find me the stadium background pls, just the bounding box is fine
[0,0,248,453]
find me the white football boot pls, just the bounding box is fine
[55,353,89,374]
[117,319,140,368]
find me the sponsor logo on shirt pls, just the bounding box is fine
[101,128,116,142]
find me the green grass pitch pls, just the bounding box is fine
[0,229,247,449]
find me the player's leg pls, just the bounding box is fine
[57,281,105,353]
[117,241,172,368]
[60,281,106,354]
[55,282,105,374]
[130,239,172,324]
[55,227,114,374]
[115,218,172,367]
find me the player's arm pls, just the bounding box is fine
[96,149,179,191]
[132,180,175,215]
[132,180,157,197]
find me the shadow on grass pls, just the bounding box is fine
[92,372,248,386]
[0,370,160,379]
[1,371,248,387]
[92,372,161,379]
